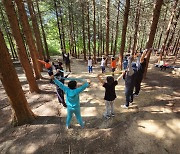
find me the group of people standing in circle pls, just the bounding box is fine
[37,49,151,128]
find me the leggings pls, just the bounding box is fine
[66,107,84,127]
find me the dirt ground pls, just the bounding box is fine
[0,55,180,154]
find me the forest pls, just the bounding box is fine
[0,0,180,153]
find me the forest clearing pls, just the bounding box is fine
[0,0,180,153]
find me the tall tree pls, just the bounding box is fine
[54,0,63,51]
[132,0,141,55]
[3,0,40,93]
[0,28,36,126]
[86,2,91,56]
[15,0,42,79]
[0,4,17,60]
[81,1,87,60]
[27,0,45,61]
[93,0,96,62]
[113,0,121,57]
[35,0,50,59]
[144,0,163,78]
[119,0,130,69]
[105,0,110,56]
[160,0,178,60]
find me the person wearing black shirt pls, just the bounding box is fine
[97,73,123,119]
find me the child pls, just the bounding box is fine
[123,56,128,70]
[88,57,93,73]
[52,76,89,129]
[53,61,70,108]
[100,56,107,73]
[121,56,136,109]
[111,57,117,73]
[133,49,151,96]
[38,59,53,76]
[97,73,123,119]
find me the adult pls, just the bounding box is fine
[63,53,71,72]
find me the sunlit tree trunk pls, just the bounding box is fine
[105,0,110,56]
[113,0,121,57]
[132,0,141,56]
[81,1,86,60]
[54,0,63,51]
[35,0,49,59]
[93,0,96,63]
[68,3,73,55]
[144,0,163,78]
[119,0,130,70]
[0,4,17,60]
[27,0,45,63]
[0,29,36,126]
[167,7,180,48]
[86,2,91,56]
[110,26,114,55]
[160,0,178,60]
[15,0,42,79]
[3,0,40,93]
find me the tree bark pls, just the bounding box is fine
[105,0,110,56]
[144,0,163,78]
[86,2,91,57]
[132,0,141,55]
[0,4,17,60]
[54,0,63,51]
[35,0,50,59]
[15,0,42,79]
[81,1,86,60]
[0,28,36,126]
[3,0,40,93]
[119,0,130,70]
[160,0,178,60]
[113,0,121,57]
[27,0,45,62]
[93,0,96,63]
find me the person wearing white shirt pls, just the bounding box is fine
[88,57,93,73]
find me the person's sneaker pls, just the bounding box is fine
[103,115,110,119]
[133,93,139,97]
[66,126,69,129]
[111,113,115,117]
[121,105,129,109]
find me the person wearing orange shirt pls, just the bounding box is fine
[38,59,53,76]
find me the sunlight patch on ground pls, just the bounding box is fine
[23,143,38,153]
[138,120,177,141]
[142,106,172,113]
[81,107,98,116]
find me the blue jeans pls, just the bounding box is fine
[88,66,92,73]
[66,107,84,127]
[125,87,133,107]
[101,66,105,73]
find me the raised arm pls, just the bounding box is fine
[117,72,125,81]
[37,59,46,65]
[97,73,105,85]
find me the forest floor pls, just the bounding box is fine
[0,54,180,154]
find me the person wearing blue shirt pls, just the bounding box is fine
[52,76,89,129]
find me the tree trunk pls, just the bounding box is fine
[160,0,178,60]
[15,0,42,79]
[58,1,66,53]
[81,2,86,60]
[113,0,121,57]
[54,0,63,51]
[119,0,130,70]
[93,0,96,63]
[35,0,50,59]
[68,4,73,54]
[167,7,180,48]
[86,2,91,57]
[0,4,17,60]
[0,28,36,126]
[105,0,110,56]
[110,26,114,55]
[27,0,45,62]
[3,0,40,93]
[143,0,163,78]
[132,0,141,56]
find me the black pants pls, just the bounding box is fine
[56,88,67,107]
[134,74,143,95]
